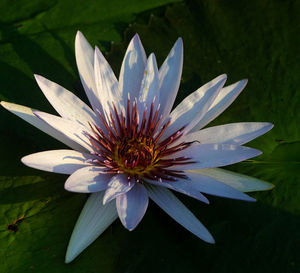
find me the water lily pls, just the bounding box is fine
[1,31,274,263]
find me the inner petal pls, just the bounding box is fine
[85,98,194,182]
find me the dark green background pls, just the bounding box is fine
[0,0,299,272]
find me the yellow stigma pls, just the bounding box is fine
[113,136,159,177]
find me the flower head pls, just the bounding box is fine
[1,31,274,263]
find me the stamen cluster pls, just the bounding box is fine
[87,99,195,182]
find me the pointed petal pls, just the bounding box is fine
[146,185,214,243]
[165,143,262,170]
[191,168,274,192]
[94,46,123,115]
[21,149,95,174]
[138,53,160,110]
[182,122,274,145]
[65,191,118,263]
[34,74,98,126]
[64,166,110,193]
[158,38,183,120]
[34,111,92,152]
[75,31,103,112]
[161,74,227,141]
[145,178,209,204]
[186,172,255,201]
[191,79,247,131]
[103,174,135,204]
[119,34,147,102]
[116,183,149,231]
[0,101,81,151]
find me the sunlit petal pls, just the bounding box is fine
[116,183,148,230]
[65,191,118,263]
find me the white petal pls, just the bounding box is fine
[103,174,135,204]
[34,111,92,152]
[0,101,81,151]
[119,34,147,102]
[158,38,183,120]
[65,166,110,193]
[191,79,247,132]
[138,53,160,110]
[94,46,123,115]
[161,74,227,141]
[145,178,209,204]
[146,185,215,243]
[116,183,148,231]
[21,149,95,174]
[191,168,274,192]
[186,172,255,201]
[182,122,274,145]
[65,191,118,263]
[165,143,262,170]
[34,74,98,126]
[75,31,103,112]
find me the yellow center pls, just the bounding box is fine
[113,137,159,176]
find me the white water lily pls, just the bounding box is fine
[1,31,274,263]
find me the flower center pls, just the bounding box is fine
[86,99,194,181]
[113,137,157,176]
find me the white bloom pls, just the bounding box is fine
[1,31,274,263]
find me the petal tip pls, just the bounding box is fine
[247,196,257,202]
[76,30,84,40]
[65,252,75,264]
[34,74,45,85]
[0,100,8,108]
[204,233,215,244]
[239,78,248,89]
[64,182,71,192]
[256,149,263,156]
[102,195,110,205]
[262,182,275,191]
[208,237,215,244]
[33,73,41,80]
[175,37,183,47]
[221,73,227,80]
[268,123,274,130]
[132,33,141,42]
[20,155,29,166]
[126,225,136,232]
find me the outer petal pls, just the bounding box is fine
[191,79,247,132]
[182,122,274,145]
[103,174,135,204]
[146,185,215,243]
[94,46,123,115]
[186,172,255,201]
[65,191,118,263]
[75,31,103,112]
[116,183,149,231]
[191,168,274,192]
[21,149,96,174]
[165,143,262,170]
[119,34,147,103]
[161,74,227,141]
[65,166,111,193]
[34,111,92,152]
[34,74,98,126]
[0,101,81,151]
[158,38,183,120]
[138,53,160,111]
[145,178,209,204]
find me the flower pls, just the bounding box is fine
[1,31,274,263]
